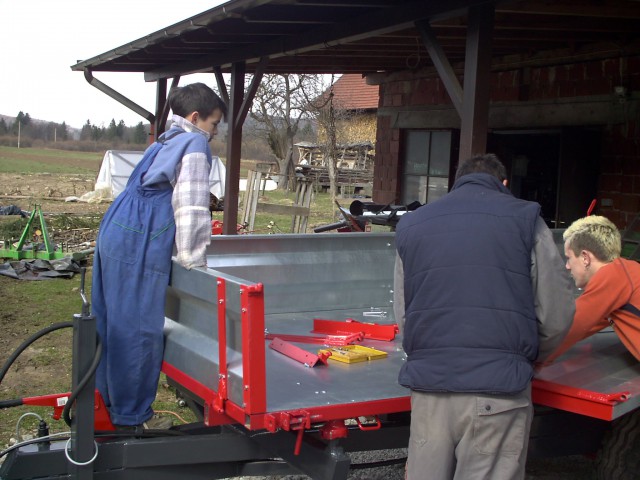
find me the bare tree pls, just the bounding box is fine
[306,75,355,218]
[321,81,339,210]
[249,74,325,190]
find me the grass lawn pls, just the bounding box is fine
[0,271,197,447]
[0,146,101,174]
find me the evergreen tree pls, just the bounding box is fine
[12,111,25,134]
[91,124,102,141]
[80,120,92,141]
[60,122,69,141]
[0,118,7,134]
[107,119,118,140]
[116,120,126,139]
[133,121,147,144]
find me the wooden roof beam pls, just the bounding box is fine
[496,0,640,19]
[416,19,463,115]
[144,0,492,81]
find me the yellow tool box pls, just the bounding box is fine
[319,345,388,364]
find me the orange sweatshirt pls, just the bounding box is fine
[549,258,640,362]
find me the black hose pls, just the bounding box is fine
[0,319,103,428]
[350,456,407,470]
[62,336,102,426]
[0,398,23,408]
[313,220,348,233]
[0,322,73,386]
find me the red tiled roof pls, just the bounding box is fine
[330,74,379,110]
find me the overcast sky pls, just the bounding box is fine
[0,1,227,129]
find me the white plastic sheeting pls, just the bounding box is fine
[92,150,227,200]
[94,150,144,199]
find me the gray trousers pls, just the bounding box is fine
[406,385,533,480]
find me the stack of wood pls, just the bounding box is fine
[296,165,372,195]
[295,141,374,171]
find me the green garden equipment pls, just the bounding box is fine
[0,204,67,260]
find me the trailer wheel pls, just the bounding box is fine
[595,409,640,480]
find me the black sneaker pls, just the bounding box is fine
[114,416,173,433]
[142,416,173,430]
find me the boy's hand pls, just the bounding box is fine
[209,193,221,212]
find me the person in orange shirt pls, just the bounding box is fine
[548,215,640,362]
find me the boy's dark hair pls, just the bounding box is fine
[168,83,227,120]
[454,153,507,182]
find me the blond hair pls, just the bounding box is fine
[563,216,621,262]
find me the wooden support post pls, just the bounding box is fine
[154,78,168,139]
[157,76,180,134]
[223,62,246,234]
[459,4,494,163]
[222,59,266,235]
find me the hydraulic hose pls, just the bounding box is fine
[62,337,102,426]
[0,320,103,428]
[0,322,73,386]
[0,398,24,408]
[313,220,348,233]
[350,457,408,470]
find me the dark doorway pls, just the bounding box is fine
[488,128,600,228]
[556,127,602,227]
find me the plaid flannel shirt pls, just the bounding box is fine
[170,115,213,270]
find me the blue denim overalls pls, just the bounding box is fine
[92,135,178,426]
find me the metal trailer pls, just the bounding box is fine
[1,233,639,480]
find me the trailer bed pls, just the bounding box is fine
[162,233,639,430]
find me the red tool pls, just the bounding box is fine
[264,332,363,346]
[211,220,223,235]
[2,390,115,431]
[312,318,399,341]
[269,338,331,367]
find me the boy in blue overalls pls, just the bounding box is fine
[91,83,227,430]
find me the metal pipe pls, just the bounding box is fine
[83,69,155,124]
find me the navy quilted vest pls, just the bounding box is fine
[396,173,540,394]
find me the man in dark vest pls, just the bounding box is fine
[394,153,575,480]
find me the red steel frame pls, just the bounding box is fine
[162,275,631,440]
[162,275,410,434]
[532,378,630,421]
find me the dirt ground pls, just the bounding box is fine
[0,172,109,215]
[0,172,110,252]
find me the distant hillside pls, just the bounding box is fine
[0,113,81,140]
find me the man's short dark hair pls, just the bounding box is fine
[168,83,227,120]
[454,153,507,182]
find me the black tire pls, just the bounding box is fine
[595,409,640,480]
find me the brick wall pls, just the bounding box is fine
[598,119,640,227]
[374,115,401,203]
[374,56,640,227]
